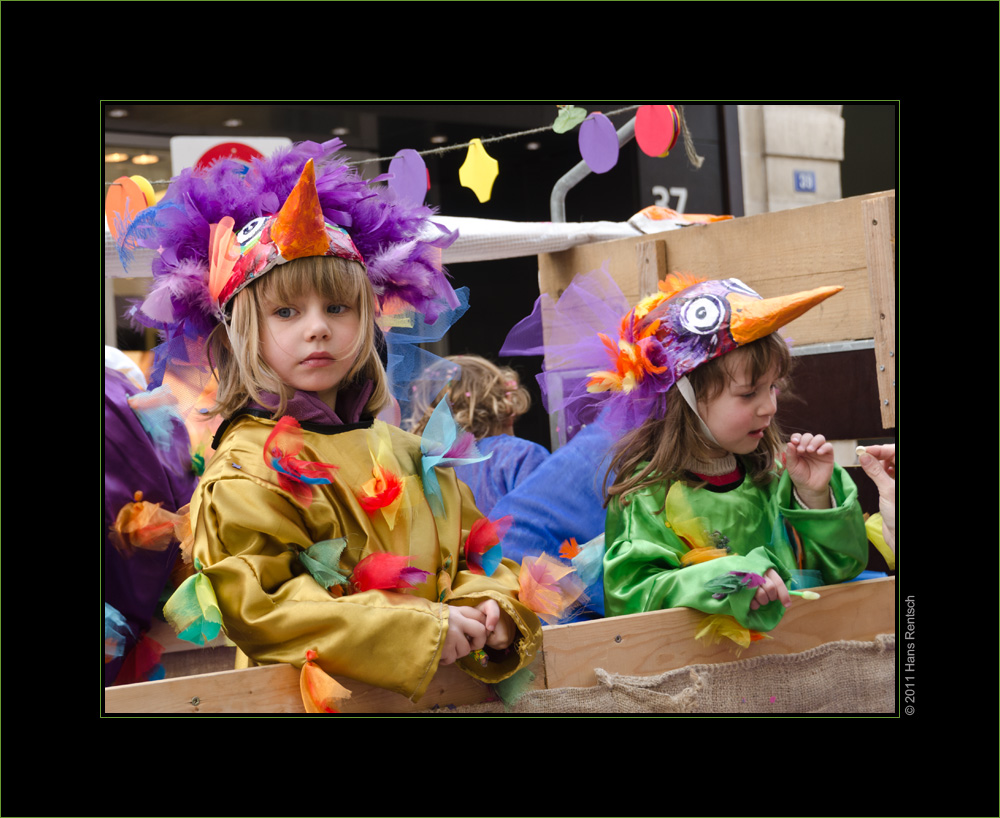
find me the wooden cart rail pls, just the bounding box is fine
[104,576,894,714]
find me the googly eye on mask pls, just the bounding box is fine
[679,293,727,335]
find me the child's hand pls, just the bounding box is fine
[441,605,488,666]
[749,568,792,611]
[476,598,516,650]
[783,432,835,508]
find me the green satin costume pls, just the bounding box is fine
[603,463,868,632]
[191,414,543,701]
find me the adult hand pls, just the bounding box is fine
[858,444,895,554]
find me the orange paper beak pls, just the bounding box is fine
[727,285,843,345]
[270,159,331,261]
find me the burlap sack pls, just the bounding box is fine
[426,634,895,714]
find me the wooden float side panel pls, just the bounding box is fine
[537,191,896,349]
[541,575,895,690]
[104,577,894,715]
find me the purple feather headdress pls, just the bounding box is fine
[120,138,460,341]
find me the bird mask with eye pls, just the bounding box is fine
[586,272,842,425]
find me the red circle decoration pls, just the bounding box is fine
[194,142,265,171]
[635,105,680,157]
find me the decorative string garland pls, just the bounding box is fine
[106,104,704,214]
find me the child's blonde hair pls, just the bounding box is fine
[207,255,390,419]
[407,355,531,440]
[605,333,793,506]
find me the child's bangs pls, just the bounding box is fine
[258,256,367,307]
[727,333,792,385]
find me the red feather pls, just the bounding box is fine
[263,417,337,506]
[351,553,430,593]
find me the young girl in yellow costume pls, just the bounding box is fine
[121,141,542,700]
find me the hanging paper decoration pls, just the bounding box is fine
[388,148,429,207]
[300,650,352,713]
[105,175,156,242]
[351,552,431,594]
[420,399,490,517]
[518,553,587,626]
[162,558,224,645]
[465,515,512,576]
[298,538,350,593]
[264,416,338,507]
[459,138,499,203]
[552,105,588,133]
[635,104,681,157]
[578,112,619,174]
[109,490,189,554]
[694,613,769,655]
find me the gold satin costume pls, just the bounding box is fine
[191,414,543,701]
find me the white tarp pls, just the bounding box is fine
[102,214,679,278]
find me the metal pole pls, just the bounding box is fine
[549,116,636,223]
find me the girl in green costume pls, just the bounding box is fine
[594,273,869,642]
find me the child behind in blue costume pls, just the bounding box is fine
[406,355,550,516]
[121,142,542,701]
[594,273,869,645]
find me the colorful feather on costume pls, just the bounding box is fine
[264,416,337,507]
[351,553,431,594]
[104,603,133,663]
[298,538,350,594]
[115,633,166,685]
[356,423,408,529]
[419,399,490,516]
[664,482,732,566]
[518,553,587,626]
[300,650,352,714]
[109,491,189,554]
[126,384,187,456]
[694,614,770,655]
[162,558,224,646]
[565,534,605,588]
[465,515,511,576]
[705,571,766,599]
[208,216,240,309]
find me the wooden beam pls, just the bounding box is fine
[104,577,894,715]
[862,194,896,428]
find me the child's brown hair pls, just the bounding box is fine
[207,255,389,419]
[605,333,793,506]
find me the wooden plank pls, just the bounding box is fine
[862,194,896,428]
[634,239,666,300]
[537,192,896,347]
[105,650,547,715]
[540,576,894,690]
[105,577,893,714]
